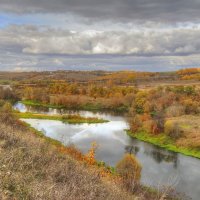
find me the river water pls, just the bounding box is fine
[14,102,200,200]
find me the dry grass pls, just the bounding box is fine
[167,115,200,133]
[0,121,135,200]
[166,115,200,149]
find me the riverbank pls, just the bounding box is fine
[0,106,167,199]
[0,121,137,199]
[20,100,128,113]
[16,112,109,124]
[127,130,200,159]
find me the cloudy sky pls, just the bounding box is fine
[1,0,200,71]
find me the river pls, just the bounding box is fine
[14,102,200,200]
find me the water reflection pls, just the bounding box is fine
[125,145,140,155]
[143,146,178,168]
[14,102,125,120]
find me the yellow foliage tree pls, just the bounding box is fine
[116,153,142,189]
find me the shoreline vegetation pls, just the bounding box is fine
[16,112,109,124]
[19,100,200,159]
[20,100,128,112]
[20,100,65,109]
[127,130,200,159]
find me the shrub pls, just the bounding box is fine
[129,115,142,132]
[165,104,185,117]
[183,99,199,114]
[116,154,142,190]
[0,87,16,100]
[0,99,5,107]
[164,121,183,139]
[142,119,162,134]
[0,102,15,124]
[152,112,165,134]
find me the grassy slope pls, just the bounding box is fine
[0,121,135,200]
[127,130,200,159]
[16,112,109,124]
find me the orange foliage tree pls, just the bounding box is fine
[85,142,98,165]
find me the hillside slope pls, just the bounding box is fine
[0,121,135,200]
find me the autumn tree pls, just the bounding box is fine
[116,154,142,190]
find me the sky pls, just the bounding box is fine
[1,0,200,71]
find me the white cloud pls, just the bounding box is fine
[1,25,200,71]
[1,25,200,56]
[1,1,200,71]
